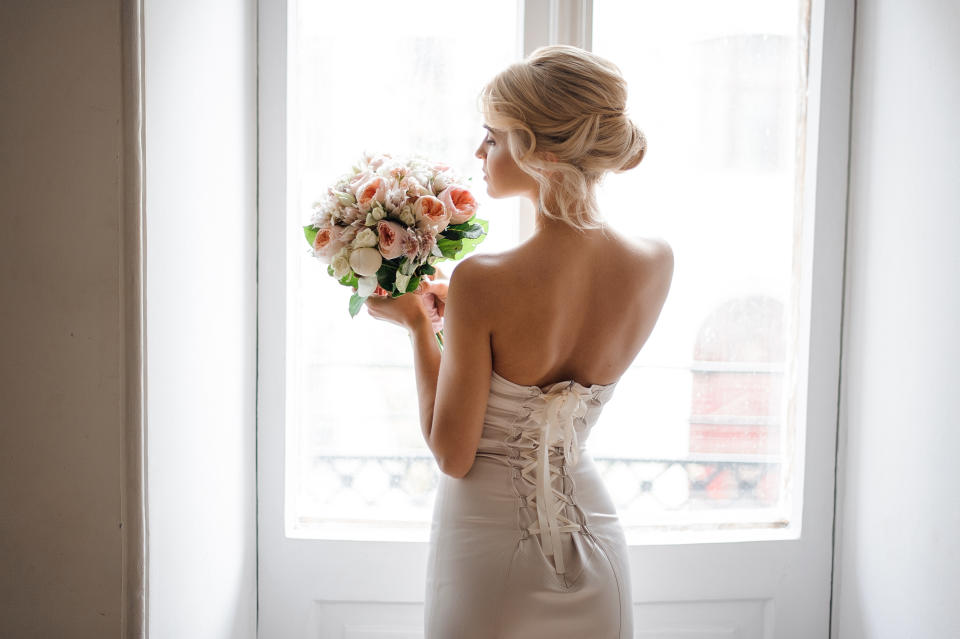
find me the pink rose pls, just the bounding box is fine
[376,220,407,259]
[414,195,452,233]
[349,171,370,188]
[355,176,387,213]
[438,186,478,224]
[312,225,347,263]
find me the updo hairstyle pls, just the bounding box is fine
[478,45,647,231]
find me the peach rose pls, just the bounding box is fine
[376,220,407,259]
[438,186,478,224]
[312,225,347,263]
[414,195,452,233]
[356,176,387,213]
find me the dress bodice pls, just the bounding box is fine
[478,370,619,453]
[474,370,620,577]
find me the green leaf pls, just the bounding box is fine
[338,271,359,289]
[419,263,436,276]
[326,265,334,277]
[348,293,365,317]
[405,274,422,293]
[376,259,399,292]
[452,218,488,259]
[440,228,467,240]
[436,237,463,259]
[304,225,318,247]
[461,223,484,239]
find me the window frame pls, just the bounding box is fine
[258,0,852,547]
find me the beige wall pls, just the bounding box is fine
[0,2,126,637]
[0,1,258,636]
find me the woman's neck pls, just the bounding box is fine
[531,208,611,240]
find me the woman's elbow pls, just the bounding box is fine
[437,454,475,479]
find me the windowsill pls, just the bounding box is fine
[287,518,799,546]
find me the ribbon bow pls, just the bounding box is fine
[524,385,591,575]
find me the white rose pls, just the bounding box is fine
[331,248,352,279]
[352,227,378,248]
[399,206,416,227]
[349,247,383,276]
[356,275,378,297]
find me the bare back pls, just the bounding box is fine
[472,224,673,389]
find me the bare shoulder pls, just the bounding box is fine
[624,234,673,262]
[446,252,503,286]
[613,233,674,282]
[443,253,504,320]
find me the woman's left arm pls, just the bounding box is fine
[365,259,492,477]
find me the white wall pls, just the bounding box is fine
[833,0,960,636]
[144,0,258,637]
[0,3,126,637]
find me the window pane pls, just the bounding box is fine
[590,0,807,532]
[289,0,521,539]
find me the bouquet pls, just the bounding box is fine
[303,152,488,345]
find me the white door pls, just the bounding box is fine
[258,1,854,637]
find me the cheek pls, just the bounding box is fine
[487,148,513,181]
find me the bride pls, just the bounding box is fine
[365,45,673,639]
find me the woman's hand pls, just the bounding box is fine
[364,272,449,332]
[418,278,448,333]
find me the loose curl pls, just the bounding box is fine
[478,45,647,232]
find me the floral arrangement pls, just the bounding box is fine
[303,151,487,327]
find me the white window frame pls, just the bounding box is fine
[258,0,851,548]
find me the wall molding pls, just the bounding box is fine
[121,0,148,636]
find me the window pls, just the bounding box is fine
[287,0,811,542]
[260,0,850,630]
[288,0,524,540]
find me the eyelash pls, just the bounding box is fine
[484,137,495,146]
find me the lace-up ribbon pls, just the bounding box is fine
[520,384,591,575]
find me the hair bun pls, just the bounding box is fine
[618,122,647,172]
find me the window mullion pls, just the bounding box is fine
[517,0,593,240]
[524,0,593,53]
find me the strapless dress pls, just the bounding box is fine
[424,369,633,638]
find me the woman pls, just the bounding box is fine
[365,45,674,639]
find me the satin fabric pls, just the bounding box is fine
[424,370,633,639]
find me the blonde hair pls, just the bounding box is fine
[478,45,647,232]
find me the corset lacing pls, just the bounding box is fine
[513,383,593,577]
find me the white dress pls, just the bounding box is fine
[424,369,633,638]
